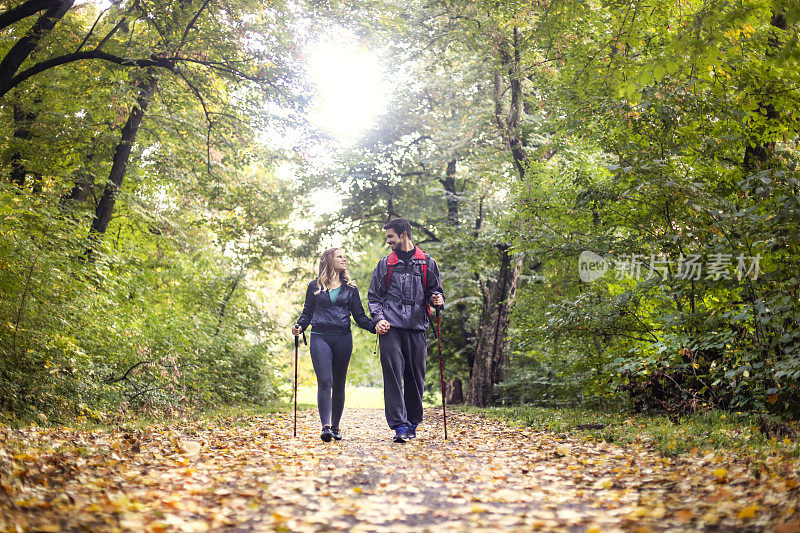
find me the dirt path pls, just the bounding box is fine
[1,408,798,531]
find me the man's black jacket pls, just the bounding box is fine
[367,247,445,332]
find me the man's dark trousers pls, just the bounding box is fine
[379,327,427,429]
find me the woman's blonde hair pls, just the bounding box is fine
[315,248,357,294]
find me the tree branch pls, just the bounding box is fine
[0,0,52,30]
[387,209,440,242]
[74,5,110,52]
[179,0,211,48]
[104,360,151,384]
[2,49,175,97]
[0,0,75,93]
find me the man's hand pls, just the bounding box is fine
[291,324,302,336]
[431,293,444,308]
[375,319,390,335]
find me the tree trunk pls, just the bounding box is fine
[464,25,529,405]
[440,159,458,226]
[90,72,157,236]
[214,270,245,336]
[743,10,786,172]
[466,245,523,406]
[64,166,95,203]
[0,0,74,96]
[9,103,36,187]
[444,378,464,404]
[493,26,528,181]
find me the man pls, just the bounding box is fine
[368,218,445,443]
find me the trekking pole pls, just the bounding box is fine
[435,308,448,440]
[293,326,307,437]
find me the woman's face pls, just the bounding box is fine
[332,249,347,273]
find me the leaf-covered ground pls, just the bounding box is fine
[1,408,798,532]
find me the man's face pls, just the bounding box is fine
[385,229,401,250]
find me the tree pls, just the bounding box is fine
[0,0,309,418]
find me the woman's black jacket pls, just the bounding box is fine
[295,280,376,335]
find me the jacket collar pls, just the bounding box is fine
[387,246,425,266]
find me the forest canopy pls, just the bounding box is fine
[2,0,799,422]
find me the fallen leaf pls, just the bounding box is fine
[774,522,800,533]
[713,468,728,480]
[738,505,758,519]
[180,440,202,456]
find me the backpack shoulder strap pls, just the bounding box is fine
[413,247,428,290]
[385,251,399,288]
[413,247,432,316]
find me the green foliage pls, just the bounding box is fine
[0,0,308,421]
[483,0,800,418]
[472,405,800,457]
[0,178,289,422]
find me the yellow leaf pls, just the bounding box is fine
[649,507,666,519]
[585,526,601,533]
[713,468,728,479]
[677,509,695,522]
[180,440,202,456]
[112,493,132,510]
[592,477,613,489]
[33,524,61,532]
[702,510,720,524]
[738,505,758,519]
[555,445,570,457]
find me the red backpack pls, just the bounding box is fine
[386,247,430,315]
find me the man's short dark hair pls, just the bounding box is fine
[383,218,412,239]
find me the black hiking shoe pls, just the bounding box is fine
[321,426,333,442]
[393,426,408,443]
[331,427,342,441]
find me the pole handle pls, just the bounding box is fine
[293,325,307,346]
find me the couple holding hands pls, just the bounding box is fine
[292,218,445,443]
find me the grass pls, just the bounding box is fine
[0,385,441,431]
[463,404,800,458]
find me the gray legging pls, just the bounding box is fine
[309,333,352,428]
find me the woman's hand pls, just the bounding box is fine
[375,319,390,335]
[292,324,302,336]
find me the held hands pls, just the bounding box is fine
[291,324,302,336]
[375,319,390,335]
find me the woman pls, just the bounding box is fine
[292,248,376,442]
